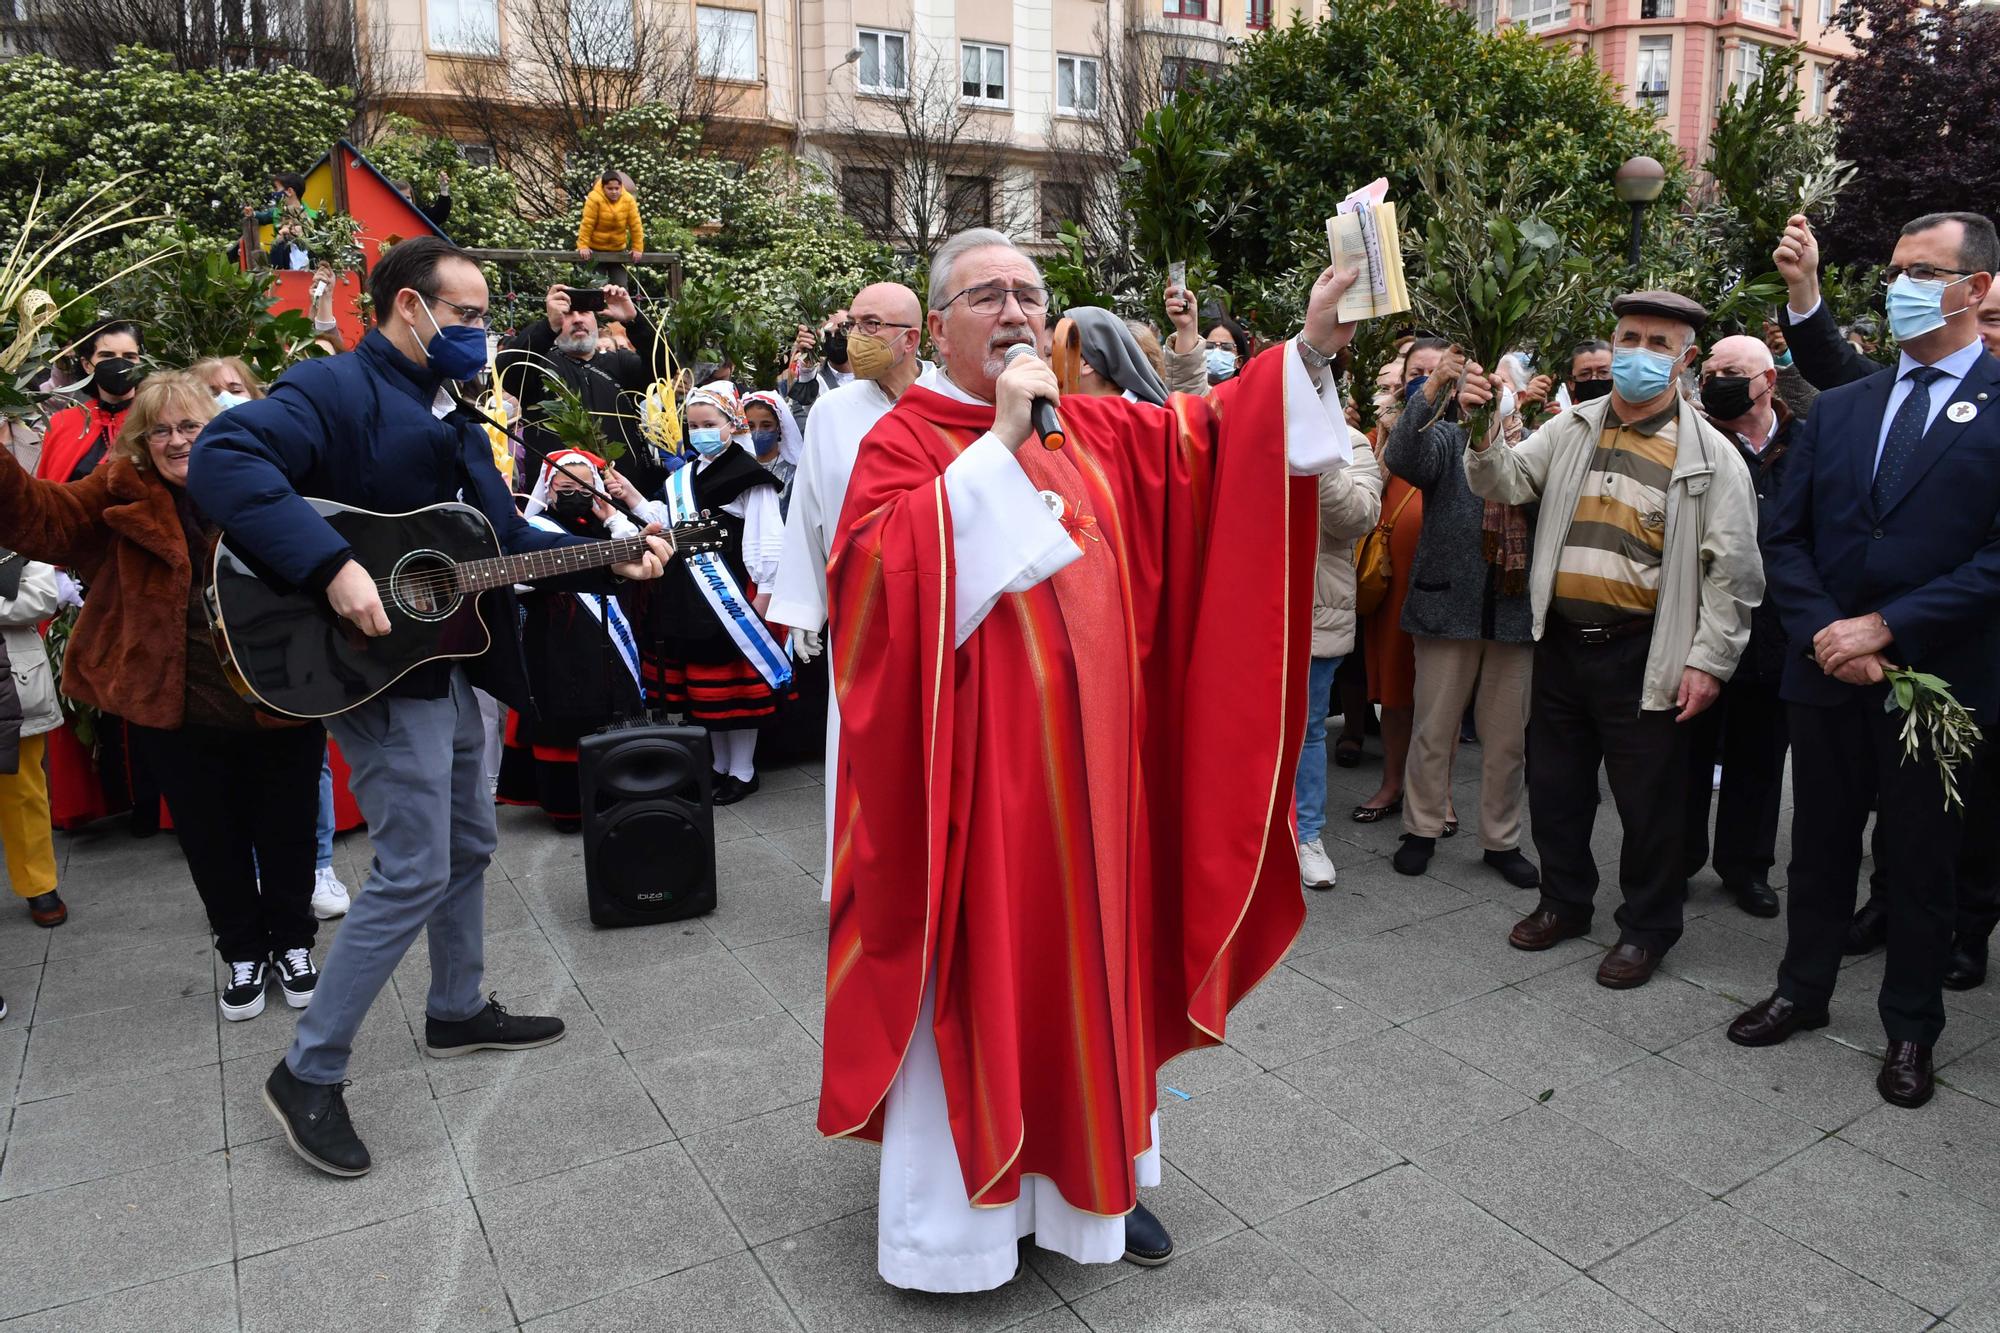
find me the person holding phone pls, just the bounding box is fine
[496,283,672,493]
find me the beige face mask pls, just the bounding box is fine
[846,330,900,381]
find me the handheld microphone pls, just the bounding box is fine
[1002,342,1065,451]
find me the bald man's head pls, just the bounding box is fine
[847,281,925,387]
[1700,332,1778,427]
[1703,334,1774,377]
[852,281,922,326]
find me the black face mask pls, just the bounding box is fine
[92,357,142,398]
[1572,378,1613,402]
[1700,374,1760,421]
[549,490,596,528]
[821,331,849,367]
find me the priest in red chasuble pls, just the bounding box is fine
[819,227,1369,1292]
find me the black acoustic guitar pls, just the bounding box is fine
[206,499,719,720]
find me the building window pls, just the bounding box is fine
[1474,0,1499,30]
[1164,0,1208,17]
[946,176,993,231]
[1811,60,1828,114]
[960,42,1007,106]
[697,6,757,82]
[1635,35,1672,117]
[1731,40,1769,99]
[1515,0,1572,30]
[456,141,498,167]
[569,0,634,67]
[1161,55,1217,100]
[427,0,498,53]
[1819,0,1838,24]
[1740,0,1781,23]
[1247,0,1274,26]
[1640,0,1674,17]
[1041,182,1086,237]
[842,168,895,234]
[1056,54,1100,115]
[856,28,909,94]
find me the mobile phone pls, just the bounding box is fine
[563,286,607,313]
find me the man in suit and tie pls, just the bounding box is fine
[1777,212,2000,989]
[1730,212,2000,1109]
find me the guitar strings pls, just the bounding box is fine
[357,525,713,601]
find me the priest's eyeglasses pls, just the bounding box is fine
[937,284,1051,316]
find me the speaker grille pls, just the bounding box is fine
[597,807,712,912]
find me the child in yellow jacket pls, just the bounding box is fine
[577,171,644,262]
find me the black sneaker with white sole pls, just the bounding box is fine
[271,947,318,1008]
[263,1059,370,1176]
[221,958,268,1021]
[425,994,565,1058]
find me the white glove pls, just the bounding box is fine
[789,626,822,663]
[54,571,83,610]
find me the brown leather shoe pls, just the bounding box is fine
[1726,994,1829,1047]
[1877,1041,1935,1108]
[1595,943,1660,989]
[26,891,66,929]
[1508,908,1589,952]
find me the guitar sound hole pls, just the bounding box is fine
[389,550,462,622]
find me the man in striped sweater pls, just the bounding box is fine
[1460,290,1764,991]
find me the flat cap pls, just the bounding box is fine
[1611,289,1709,331]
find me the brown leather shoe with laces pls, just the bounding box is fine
[26,891,66,928]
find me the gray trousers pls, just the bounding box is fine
[288,670,493,1084]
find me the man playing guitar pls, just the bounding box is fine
[189,237,673,1177]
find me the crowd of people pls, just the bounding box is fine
[0,189,1997,1296]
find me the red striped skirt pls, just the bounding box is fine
[646,656,794,731]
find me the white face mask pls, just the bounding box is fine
[213,390,251,410]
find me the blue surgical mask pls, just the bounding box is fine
[213,390,250,410]
[419,301,490,380]
[1885,273,1968,343]
[688,426,728,457]
[751,428,780,457]
[1204,347,1237,380]
[1404,375,1430,403]
[1611,347,1678,403]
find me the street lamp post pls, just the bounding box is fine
[1613,155,1668,271]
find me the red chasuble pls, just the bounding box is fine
[818,342,1317,1217]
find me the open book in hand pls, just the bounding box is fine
[1325,178,1411,322]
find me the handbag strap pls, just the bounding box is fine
[1377,484,1418,534]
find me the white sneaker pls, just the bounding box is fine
[311,867,350,920]
[1299,839,1336,892]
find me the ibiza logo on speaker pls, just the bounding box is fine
[636,890,665,903]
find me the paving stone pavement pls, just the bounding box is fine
[1,748,1998,1331]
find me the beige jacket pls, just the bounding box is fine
[1314,435,1382,658]
[1463,393,1764,711]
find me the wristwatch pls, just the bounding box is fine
[1296,333,1337,380]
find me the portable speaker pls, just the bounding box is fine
[577,724,717,927]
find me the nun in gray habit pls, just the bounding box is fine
[1065,306,1174,406]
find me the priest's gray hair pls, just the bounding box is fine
[929,228,1043,309]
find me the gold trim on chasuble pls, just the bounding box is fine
[825,475,950,1141]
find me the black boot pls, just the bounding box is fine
[263,1060,370,1177]
[1843,897,1889,955]
[1392,834,1436,876]
[1123,1201,1174,1266]
[1944,935,1989,991]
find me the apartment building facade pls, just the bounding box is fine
[1480,0,1854,161]
[355,0,1327,244]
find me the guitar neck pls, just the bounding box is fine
[454,532,659,594]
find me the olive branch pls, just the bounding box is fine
[1884,668,1982,813]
